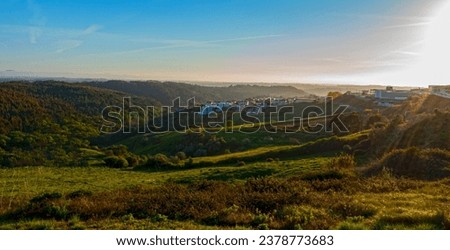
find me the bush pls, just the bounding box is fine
[237,161,246,167]
[176,152,187,160]
[443,210,450,230]
[138,153,179,170]
[365,114,388,129]
[327,154,356,170]
[330,198,377,218]
[366,147,450,180]
[343,145,352,154]
[16,192,68,220]
[104,156,129,168]
[193,149,207,157]
[126,156,139,168]
[275,205,336,230]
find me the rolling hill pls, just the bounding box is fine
[85,80,308,105]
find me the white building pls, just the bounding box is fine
[374,87,412,101]
[373,86,413,106]
[429,85,450,98]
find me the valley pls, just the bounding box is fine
[0,80,449,230]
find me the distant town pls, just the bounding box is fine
[196,84,450,116]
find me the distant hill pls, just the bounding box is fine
[84,80,308,105]
[0,81,160,116]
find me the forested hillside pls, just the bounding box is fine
[85,80,308,105]
[0,81,157,167]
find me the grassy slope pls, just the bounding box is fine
[120,129,320,156]
[1,141,449,229]
[0,154,333,203]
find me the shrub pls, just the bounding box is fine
[275,205,336,230]
[203,205,252,226]
[327,154,356,170]
[138,154,178,170]
[301,170,346,181]
[104,156,129,168]
[251,210,271,227]
[257,223,270,230]
[366,147,450,180]
[193,149,207,157]
[343,145,352,154]
[152,214,169,223]
[184,157,194,168]
[125,156,139,167]
[237,161,246,166]
[242,138,251,145]
[365,114,388,129]
[443,210,450,230]
[175,151,187,160]
[330,198,377,218]
[374,210,444,229]
[18,193,69,220]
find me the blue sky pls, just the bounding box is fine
[1,0,449,85]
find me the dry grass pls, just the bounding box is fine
[2,173,449,230]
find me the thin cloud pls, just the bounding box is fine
[0,23,103,53]
[110,34,284,55]
[27,0,46,44]
[207,34,284,43]
[56,40,83,53]
[334,12,430,22]
[314,58,346,63]
[372,40,425,63]
[383,22,432,29]
[392,50,422,56]
[54,24,101,53]
[81,24,102,36]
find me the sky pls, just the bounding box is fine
[0,0,450,86]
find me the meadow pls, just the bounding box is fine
[1,151,449,230]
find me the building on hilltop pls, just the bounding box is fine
[429,85,450,99]
[373,86,414,107]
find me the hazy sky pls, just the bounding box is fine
[1,0,449,86]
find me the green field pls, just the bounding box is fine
[1,150,449,230]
